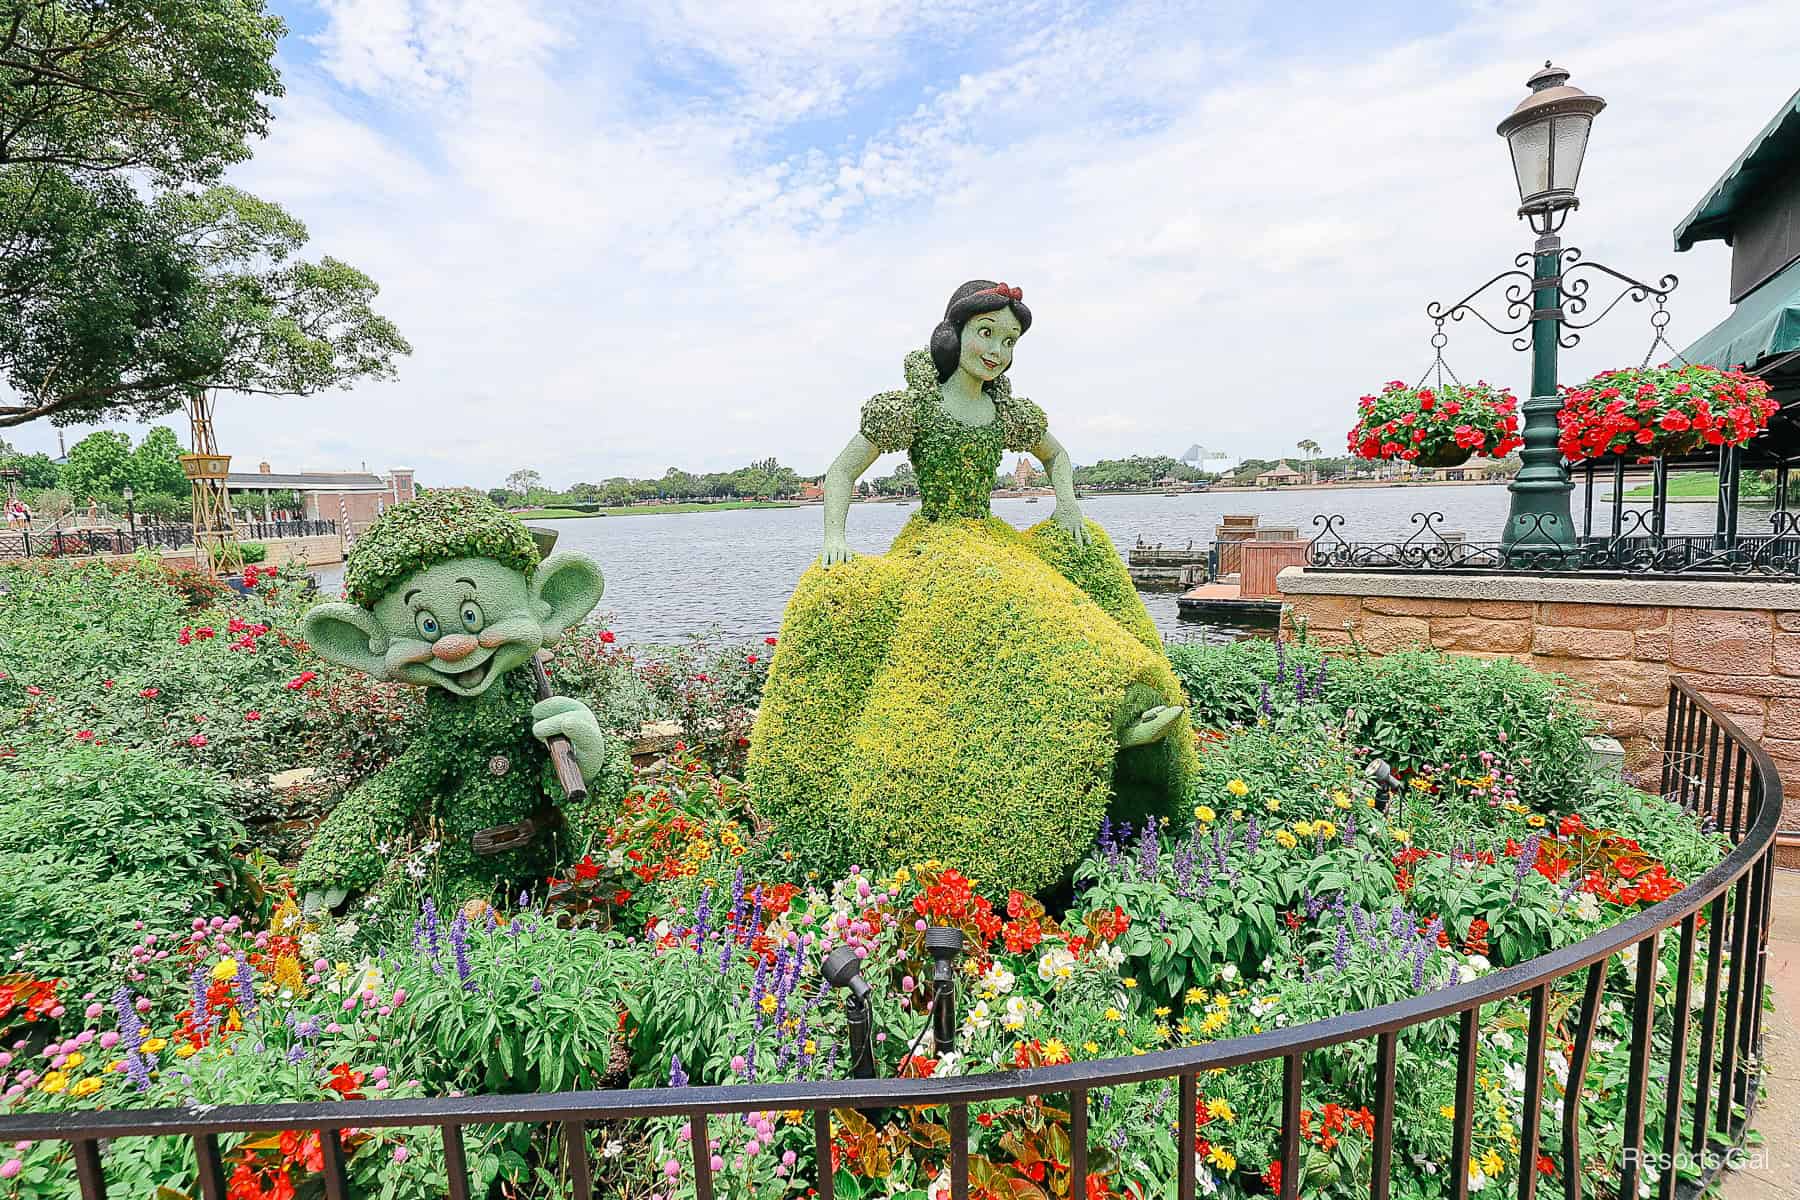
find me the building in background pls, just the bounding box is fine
[225,462,416,533]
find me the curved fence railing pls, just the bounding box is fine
[0,676,1780,1200]
[0,520,338,560]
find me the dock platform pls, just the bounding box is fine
[1176,579,1283,622]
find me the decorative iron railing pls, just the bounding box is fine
[0,679,1777,1200]
[1307,510,1800,576]
[0,521,337,560]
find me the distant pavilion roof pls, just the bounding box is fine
[225,471,388,492]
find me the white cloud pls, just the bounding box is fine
[12,0,1798,491]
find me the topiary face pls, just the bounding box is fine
[304,495,604,696]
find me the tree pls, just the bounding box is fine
[59,428,132,496]
[0,436,55,487]
[0,185,410,427]
[130,425,187,495]
[504,468,541,498]
[0,1,284,185]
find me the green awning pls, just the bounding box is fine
[1678,255,1800,370]
[1673,85,1800,251]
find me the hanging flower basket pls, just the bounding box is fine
[1347,381,1523,467]
[1556,364,1777,462]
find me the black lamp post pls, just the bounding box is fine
[1425,63,1676,560]
[121,485,136,544]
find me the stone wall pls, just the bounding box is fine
[1277,569,1800,861]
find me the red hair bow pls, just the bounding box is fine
[980,282,1023,301]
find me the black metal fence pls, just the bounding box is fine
[1309,508,1800,576]
[0,678,1778,1200]
[0,520,337,560]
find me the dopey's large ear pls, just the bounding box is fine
[531,551,605,643]
[302,603,390,678]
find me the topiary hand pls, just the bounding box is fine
[821,534,855,567]
[531,696,608,784]
[1053,501,1090,549]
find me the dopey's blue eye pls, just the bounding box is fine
[416,611,439,639]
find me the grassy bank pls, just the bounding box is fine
[512,500,805,519]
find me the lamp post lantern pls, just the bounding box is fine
[121,485,136,542]
[1498,63,1605,556]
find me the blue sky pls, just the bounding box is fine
[11,0,1800,488]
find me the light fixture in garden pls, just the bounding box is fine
[1498,63,1605,235]
[925,926,965,1056]
[121,485,136,538]
[1407,62,1679,558]
[822,945,878,1080]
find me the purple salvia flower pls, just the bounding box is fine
[450,909,474,990]
[1258,683,1274,718]
[284,1045,308,1065]
[531,977,543,994]
[1275,636,1287,685]
[751,956,771,1029]
[729,867,747,935]
[1294,661,1308,705]
[1333,923,1351,972]
[1098,816,1114,858]
[420,897,442,969]
[747,887,764,946]
[693,887,713,953]
[1135,829,1159,880]
[1312,655,1328,699]
[234,956,258,1018]
[189,966,210,1036]
[1244,815,1261,856]
[519,889,530,910]
[670,1055,689,1087]
[719,927,735,974]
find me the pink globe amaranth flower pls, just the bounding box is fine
[0,1158,22,1180]
[392,1146,408,1163]
[134,997,151,1014]
[98,1032,119,1050]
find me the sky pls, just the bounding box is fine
[9,0,1800,490]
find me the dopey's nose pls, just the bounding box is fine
[432,634,478,662]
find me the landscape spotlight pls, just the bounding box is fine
[925,926,965,1056]
[823,945,877,1079]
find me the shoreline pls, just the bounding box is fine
[513,501,805,519]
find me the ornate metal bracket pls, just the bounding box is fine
[1554,248,1678,350]
[1424,252,1538,351]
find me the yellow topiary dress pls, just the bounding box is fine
[748,351,1198,894]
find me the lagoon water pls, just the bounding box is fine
[315,483,1752,644]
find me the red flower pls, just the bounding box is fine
[244,710,262,722]
[1537,1154,1557,1176]
[746,655,758,665]
[324,1064,366,1100]
[599,630,616,644]
[765,636,778,646]
[1086,1174,1111,1200]
[1262,1162,1282,1194]
[196,627,215,640]
[102,679,114,689]
[140,687,160,699]
[573,855,599,882]
[188,734,209,748]
[25,685,41,696]
[283,671,317,691]
[74,730,94,741]
[612,889,633,906]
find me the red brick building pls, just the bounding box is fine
[227,463,416,535]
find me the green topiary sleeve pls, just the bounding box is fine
[859,390,916,453]
[998,395,1049,451]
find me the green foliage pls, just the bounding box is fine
[1167,638,1594,803]
[0,743,245,980]
[0,444,58,488]
[130,426,189,495]
[233,541,267,564]
[750,515,1197,894]
[1073,455,1205,488]
[59,430,134,497]
[341,491,539,608]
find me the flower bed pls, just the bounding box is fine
[0,564,1749,1200]
[1555,363,1777,461]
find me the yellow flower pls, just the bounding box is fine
[1193,805,1216,824]
[62,1052,85,1069]
[1225,779,1249,798]
[211,958,240,982]
[1409,777,1433,792]
[759,994,778,1014]
[1390,828,1412,845]
[1365,795,1377,808]
[1315,820,1336,839]
[1154,1006,1170,1017]
[176,1045,198,1059]
[1185,988,1208,1005]
[1176,1019,1191,1035]
[1207,1147,1237,1172]
[1207,1097,1235,1122]
[1264,797,1281,812]
[140,1038,168,1054]
[1122,978,1138,989]
[1440,1104,1456,1120]
[1200,1012,1227,1034]
[1480,1150,1505,1177]
[1083,1042,1100,1055]
[1274,830,1298,849]
[69,1077,102,1099]
[1332,790,1352,809]
[1231,809,1245,821]
[1043,1039,1070,1062]
[1527,814,1547,828]
[1105,1007,1123,1021]
[1153,1023,1171,1040]
[803,1040,817,1055]
[39,1071,68,1093]
[1291,820,1316,837]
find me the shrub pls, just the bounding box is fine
[233,541,267,564]
[1167,639,1593,803]
[0,744,246,982]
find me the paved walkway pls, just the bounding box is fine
[1722,869,1800,1198]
